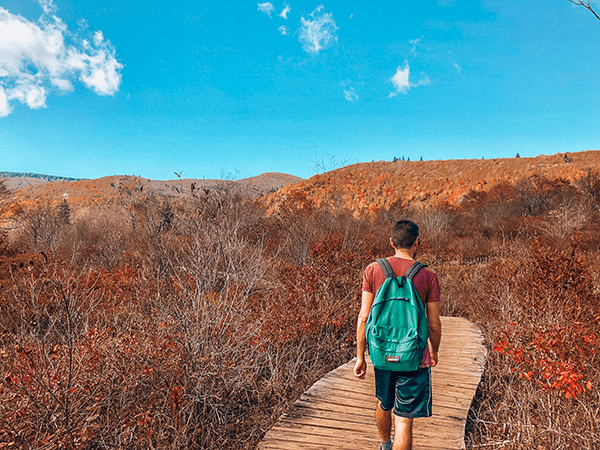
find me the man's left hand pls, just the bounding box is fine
[354,357,367,379]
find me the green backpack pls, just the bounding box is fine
[366,258,429,372]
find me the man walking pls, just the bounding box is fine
[354,220,442,450]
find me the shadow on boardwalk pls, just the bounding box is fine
[257,316,486,450]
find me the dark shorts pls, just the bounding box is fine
[374,366,432,418]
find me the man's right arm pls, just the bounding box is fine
[354,290,374,379]
[426,300,442,367]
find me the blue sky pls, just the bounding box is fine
[0,0,599,180]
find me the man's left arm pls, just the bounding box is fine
[426,300,442,367]
[354,290,374,379]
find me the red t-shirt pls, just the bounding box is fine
[362,256,440,368]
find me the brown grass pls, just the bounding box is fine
[1,189,372,449]
[1,163,600,449]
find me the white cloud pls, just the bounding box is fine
[343,87,358,102]
[278,25,289,36]
[72,31,123,95]
[298,6,338,54]
[390,65,410,95]
[258,2,275,17]
[51,77,73,91]
[0,4,122,116]
[0,87,10,117]
[389,63,430,97]
[9,75,47,109]
[279,4,291,19]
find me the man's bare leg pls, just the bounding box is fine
[375,403,392,443]
[392,416,413,450]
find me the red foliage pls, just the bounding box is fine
[492,238,600,399]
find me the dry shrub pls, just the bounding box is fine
[0,181,11,254]
[431,179,600,450]
[574,168,600,210]
[455,182,524,242]
[461,236,600,450]
[4,172,600,450]
[0,191,372,449]
[65,209,131,270]
[416,207,454,249]
[538,194,590,240]
[515,175,570,217]
[12,200,68,254]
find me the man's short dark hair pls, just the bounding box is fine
[392,220,419,249]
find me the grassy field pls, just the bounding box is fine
[1,172,599,449]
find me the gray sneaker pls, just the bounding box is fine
[380,439,393,450]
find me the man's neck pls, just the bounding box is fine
[394,249,414,260]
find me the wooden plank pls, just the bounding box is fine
[257,316,486,450]
[316,374,481,395]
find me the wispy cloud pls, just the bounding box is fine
[341,80,358,102]
[279,3,291,19]
[408,37,422,56]
[389,63,430,97]
[0,2,122,117]
[38,0,57,14]
[298,6,338,54]
[257,2,275,17]
[278,25,289,36]
[343,87,358,102]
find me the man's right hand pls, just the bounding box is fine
[430,350,439,367]
[354,357,367,379]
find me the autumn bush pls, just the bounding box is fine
[454,236,600,449]
[434,178,600,449]
[2,171,600,449]
[0,190,373,449]
[383,173,600,449]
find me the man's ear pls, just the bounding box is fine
[389,237,396,249]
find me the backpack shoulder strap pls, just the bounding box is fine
[404,261,428,281]
[376,258,406,289]
[376,258,395,279]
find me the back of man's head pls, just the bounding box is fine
[392,220,419,249]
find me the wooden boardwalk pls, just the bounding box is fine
[257,316,486,450]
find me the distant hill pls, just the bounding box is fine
[0,172,84,190]
[6,151,600,216]
[0,171,83,181]
[2,172,303,208]
[262,151,600,216]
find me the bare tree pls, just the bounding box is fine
[0,180,10,248]
[0,180,8,210]
[575,168,600,208]
[569,0,600,21]
[16,201,64,253]
[0,180,13,225]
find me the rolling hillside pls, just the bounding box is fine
[3,151,600,216]
[262,151,600,216]
[1,172,303,208]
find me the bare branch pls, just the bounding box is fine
[568,0,600,21]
